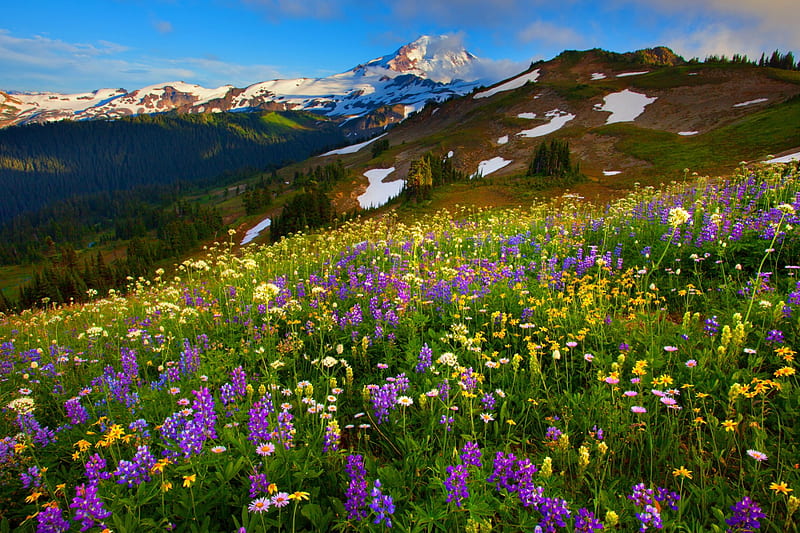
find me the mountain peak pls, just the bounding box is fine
[380,35,479,83]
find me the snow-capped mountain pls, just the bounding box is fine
[0,36,506,129]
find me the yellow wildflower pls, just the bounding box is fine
[183,474,196,488]
[722,420,738,432]
[770,482,793,495]
[672,466,693,479]
[289,491,310,501]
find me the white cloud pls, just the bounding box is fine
[0,29,284,93]
[518,20,583,47]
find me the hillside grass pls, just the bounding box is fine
[598,96,800,178]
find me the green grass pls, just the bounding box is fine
[598,95,800,176]
[259,112,308,130]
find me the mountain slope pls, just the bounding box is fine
[309,50,800,211]
[0,36,501,131]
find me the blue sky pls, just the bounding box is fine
[2,0,797,93]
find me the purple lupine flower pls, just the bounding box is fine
[488,451,520,493]
[444,464,470,507]
[655,487,680,511]
[192,387,217,440]
[371,383,398,424]
[177,420,206,457]
[575,508,604,531]
[36,504,70,533]
[438,379,450,400]
[725,496,766,532]
[323,421,340,453]
[120,347,139,381]
[704,316,720,336]
[247,397,274,443]
[84,453,112,482]
[458,367,478,391]
[65,397,90,425]
[766,329,785,344]
[545,426,563,441]
[635,505,663,531]
[276,409,294,448]
[249,470,270,498]
[345,454,368,520]
[439,415,454,431]
[231,366,247,396]
[369,479,395,528]
[114,445,157,487]
[70,483,112,532]
[415,343,433,373]
[128,418,150,438]
[460,441,482,467]
[480,392,495,412]
[20,466,43,489]
[538,496,571,532]
[220,383,237,406]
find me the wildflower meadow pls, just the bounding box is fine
[1,162,799,532]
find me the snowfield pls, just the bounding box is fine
[321,133,388,156]
[240,216,272,245]
[497,135,509,145]
[476,157,512,177]
[616,71,649,77]
[517,109,575,138]
[358,168,403,209]
[474,70,540,99]
[595,89,657,124]
[765,151,800,163]
[733,98,768,108]
[603,170,622,176]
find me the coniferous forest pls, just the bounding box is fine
[0,111,346,222]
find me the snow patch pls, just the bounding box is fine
[595,89,657,124]
[497,135,509,145]
[603,170,622,176]
[733,98,768,108]
[591,73,606,80]
[474,69,540,99]
[616,71,649,77]
[517,112,537,119]
[517,109,575,138]
[765,151,800,164]
[240,217,272,246]
[358,168,403,209]
[447,150,454,158]
[476,157,512,177]
[321,133,388,156]
[678,131,699,136]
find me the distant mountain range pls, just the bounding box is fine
[0,35,506,132]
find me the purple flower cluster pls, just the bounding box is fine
[444,464,469,507]
[415,343,432,373]
[345,454,368,520]
[460,441,482,467]
[114,445,157,487]
[65,397,90,425]
[369,479,395,528]
[628,483,680,531]
[487,451,542,507]
[70,483,112,531]
[249,469,270,498]
[725,496,765,532]
[36,505,70,533]
[247,396,274,443]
